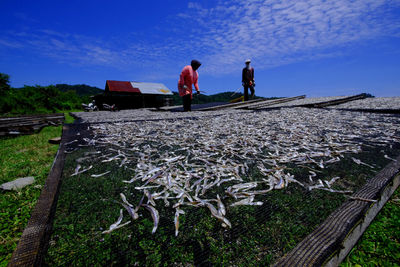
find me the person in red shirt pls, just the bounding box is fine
[178,60,201,111]
[242,59,255,101]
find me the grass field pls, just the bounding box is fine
[340,187,400,267]
[0,113,74,267]
[0,112,399,266]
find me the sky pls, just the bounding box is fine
[1,0,400,97]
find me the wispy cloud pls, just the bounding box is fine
[189,0,400,73]
[13,12,38,23]
[1,0,400,79]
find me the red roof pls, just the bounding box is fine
[106,80,140,93]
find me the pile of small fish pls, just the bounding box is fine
[328,97,400,110]
[71,108,237,123]
[266,96,350,108]
[71,108,400,235]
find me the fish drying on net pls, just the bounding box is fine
[71,108,400,235]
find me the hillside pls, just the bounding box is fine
[1,73,103,115]
[53,85,241,103]
[55,84,104,96]
[171,91,256,105]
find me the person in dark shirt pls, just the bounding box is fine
[242,59,255,101]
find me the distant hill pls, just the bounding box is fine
[171,91,265,105]
[55,84,103,96]
[54,84,261,103]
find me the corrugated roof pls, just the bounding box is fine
[130,82,172,95]
[106,81,140,93]
[106,80,172,95]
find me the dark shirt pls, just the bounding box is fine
[242,67,254,84]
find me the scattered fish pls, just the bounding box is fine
[91,170,111,178]
[70,165,93,176]
[274,177,285,189]
[65,139,78,146]
[122,203,139,220]
[102,209,131,234]
[120,193,134,207]
[69,107,400,236]
[174,208,185,236]
[216,194,226,216]
[351,157,375,168]
[384,154,397,161]
[141,204,160,234]
[230,196,263,207]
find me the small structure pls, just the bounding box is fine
[0,113,65,136]
[94,80,173,110]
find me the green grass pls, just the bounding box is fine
[340,186,400,267]
[64,112,76,124]
[0,112,74,267]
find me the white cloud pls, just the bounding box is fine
[1,0,400,79]
[0,39,24,48]
[192,0,400,74]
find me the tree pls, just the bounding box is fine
[0,73,11,95]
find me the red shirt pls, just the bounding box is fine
[178,65,199,97]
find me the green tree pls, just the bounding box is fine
[0,73,12,113]
[0,73,11,95]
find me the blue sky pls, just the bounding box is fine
[1,0,400,97]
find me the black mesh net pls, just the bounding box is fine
[42,109,400,266]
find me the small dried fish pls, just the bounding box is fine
[141,204,160,234]
[65,139,78,146]
[102,209,131,234]
[120,193,134,207]
[122,203,139,220]
[64,148,78,154]
[384,154,397,161]
[122,175,141,184]
[76,156,91,163]
[349,196,377,203]
[308,171,317,182]
[84,151,101,156]
[308,179,324,191]
[73,164,81,175]
[230,196,263,207]
[144,190,157,206]
[70,165,92,176]
[165,155,184,163]
[119,157,128,167]
[91,170,111,178]
[274,177,285,189]
[174,208,185,236]
[135,185,161,190]
[101,154,121,163]
[351,157,375,168]
[206,202,231,228]
[316,188,353,194]
[216,194,226,216]
[325,176,340,188]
